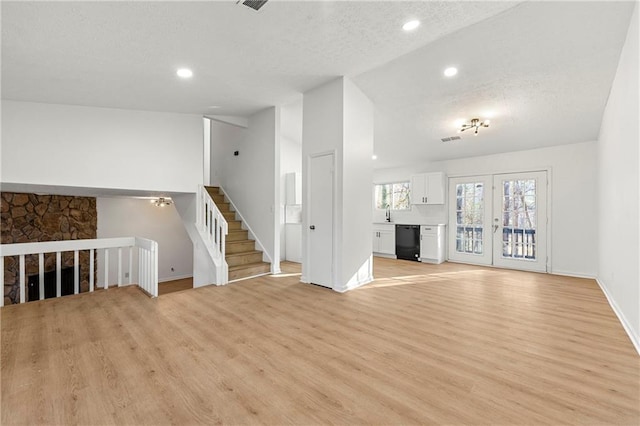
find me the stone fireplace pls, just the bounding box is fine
[1,192,97,305]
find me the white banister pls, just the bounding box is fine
[117,247,122,287]
[56,252,61,297]
[38,253,45,301]
[0,237,159,306]
[74,250,79,294]
[90,249,95,292]
[19,255,25,304]
[196,185,229,285]
[104,248,109,290]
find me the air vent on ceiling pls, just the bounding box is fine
[240,0,269,11]
[441,136,462,142]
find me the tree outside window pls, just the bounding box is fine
[374,182,410,210]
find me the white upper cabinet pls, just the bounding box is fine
[411,172,445,205]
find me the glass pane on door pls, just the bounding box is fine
[455,182,484,255]
[500,179,537,259]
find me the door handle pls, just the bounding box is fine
[310,225,315,230]
[493,224,499,233]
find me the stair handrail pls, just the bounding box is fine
[196,185,229,283]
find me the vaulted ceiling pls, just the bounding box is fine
[2,1,635,168]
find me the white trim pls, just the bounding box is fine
[373,253,397,260]
[550,270,597,280]
[158,274,193,283]
[596,278,640,356]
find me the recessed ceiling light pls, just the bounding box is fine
[402,20,420,31]
[208,105,220,109]
[176,68,193,78]
[444,67,458,77]
[372,155,378,160]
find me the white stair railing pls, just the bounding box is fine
[0,237,158,307]
[196,185,229,284]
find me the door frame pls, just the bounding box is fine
[303,150,337,288]
[447,167,552,273]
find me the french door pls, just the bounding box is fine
[448,171,548,272]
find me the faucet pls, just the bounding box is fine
[386,206,391,222]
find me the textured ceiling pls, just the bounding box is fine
[355,1,635,167]
[1,0,520,116]
[1,1,635,168]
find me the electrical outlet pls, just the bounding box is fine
[125,272,129,278]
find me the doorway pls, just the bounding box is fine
[448,171,548,272]
[307,152,335,288]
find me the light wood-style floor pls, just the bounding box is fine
[159,277,193,296]
[2,258,638,425]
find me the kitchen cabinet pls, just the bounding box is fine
[420,225,445,264]
[372,224,395,256]
[411,172,445,205]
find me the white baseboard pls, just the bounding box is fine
[373,253,397,259]
[596,278,640,356]
[159,274,193,283]
[550,270,597,279]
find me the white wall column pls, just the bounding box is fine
[302,77,374,292]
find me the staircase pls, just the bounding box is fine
[205,187,271,281]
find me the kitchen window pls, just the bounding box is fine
[374,182,410,210]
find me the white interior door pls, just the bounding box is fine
[308,153,334,288]
[448,176,493,265]
[492,171,548,272]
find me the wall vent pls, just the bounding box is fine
[240,0,269,11]
[441,136,462,142]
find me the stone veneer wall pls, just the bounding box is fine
[1,192,97,305]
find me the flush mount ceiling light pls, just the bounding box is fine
[176,68,193,78]
[402,20,420,31]
[458,118,490,136]
[444,67,458,77]
[372,154,378,160]
[151,197,173,207]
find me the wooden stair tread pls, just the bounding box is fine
[227,239,255,245]
[228,261,270,272]
[225,250,262,258]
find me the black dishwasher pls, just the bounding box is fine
[395,224,420,261]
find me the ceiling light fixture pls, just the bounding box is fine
[176,68,193,78]
[402,20,420,31]
[458,118,490,136]
[444,67,458,77]
[151,197,173,207]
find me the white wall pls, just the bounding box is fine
[374,141,598,278]
[341,78,374,287]
[1,101,203,193]
[96,197,193,286]
[597,4,639,353]
[302,77,374,291]
[280,99,303,262]
[210,107,278,266]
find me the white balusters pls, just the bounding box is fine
[19,255,25,304]
[90,249,95,292]
[38,253,45,300]
[56,252,61,297]
[0,237,159,306]
[74,250,79,294]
